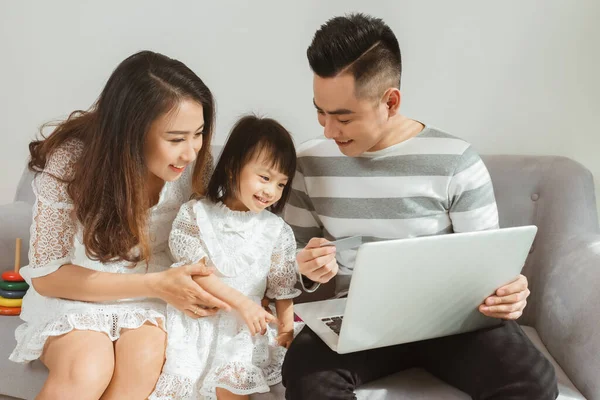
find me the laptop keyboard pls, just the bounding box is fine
[321,316,344,335]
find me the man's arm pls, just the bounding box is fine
[448,146,528,320]
[448,146,499,232]
[284,168,337,289]
[285,169,324,247]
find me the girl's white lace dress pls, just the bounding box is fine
[10,140,198,362]
[150,198,301,400]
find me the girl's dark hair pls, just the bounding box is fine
[28,50,215,263]
[207,115,296,214]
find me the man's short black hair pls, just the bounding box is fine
[307,13,402,99]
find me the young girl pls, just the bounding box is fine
[150,115,302,400]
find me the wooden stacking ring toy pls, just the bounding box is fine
[0,289,26,299]
[1,238,26,316]
[0,281,28,291]
[0,306,21,316]
[0,297,22,307]
[2,238,23,281]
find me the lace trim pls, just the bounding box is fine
[214,201,256,221]
[269,291,301,300]
[149,372,195,400]
[10,309,165,363]
[200,361,272,398]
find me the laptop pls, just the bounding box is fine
[294,225,537,354]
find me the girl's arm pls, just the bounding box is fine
[266,223,304,347]
[275,299,294,331]
[274,299,294,348]
[193,273,277,335]
[192,272,247,309]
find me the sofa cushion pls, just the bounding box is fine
[0,317,48,400]
[13,166,35,206]
[0,201,32,269]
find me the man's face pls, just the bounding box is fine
[313,73,390,157]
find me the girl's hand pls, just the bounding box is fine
[237,298,279,336]
[147,261,231,319]
[261,296,273,314]
[276,330,294,348]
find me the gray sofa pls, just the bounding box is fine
[1,152,599,400]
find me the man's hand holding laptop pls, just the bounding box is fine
[479,274,530,320]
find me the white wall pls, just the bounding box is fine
[1,1,599,215]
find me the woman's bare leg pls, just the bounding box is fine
[100,322,166,400]
[37,330,114,400]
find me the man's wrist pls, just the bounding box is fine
[298,270,320,293]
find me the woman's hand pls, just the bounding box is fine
[146,261,231,319]
[236,298,279,336]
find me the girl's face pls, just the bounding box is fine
[226,152,289,213]
[144,99,205,183]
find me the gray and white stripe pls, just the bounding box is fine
[284,126,499,279]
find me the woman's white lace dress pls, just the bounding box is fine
[10,140,198,362]
[150,199,301,400]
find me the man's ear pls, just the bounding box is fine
[382,88,401,117]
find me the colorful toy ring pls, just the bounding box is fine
[1,271,24,282]
[0,306,21,316]
[0,281,28,291]
[0,289,26,299]
[0,297,22,307]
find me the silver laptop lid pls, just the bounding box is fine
[337,225,537,354]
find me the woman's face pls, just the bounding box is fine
[144,99,205,183]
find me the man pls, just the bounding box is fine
[282,13,557,400]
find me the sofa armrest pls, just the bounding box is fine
[535,234,600,400]
[0,201,33,269]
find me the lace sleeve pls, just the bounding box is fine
[20,141,82,283]
[266,223,302,300]
[168,201,208,266]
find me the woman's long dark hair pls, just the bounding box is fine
[29,51,215,263]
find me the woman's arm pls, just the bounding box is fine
[33,261,230,316]
[32,264,154,300]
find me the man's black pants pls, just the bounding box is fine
[282,321,558,400]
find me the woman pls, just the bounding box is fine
[10,51,230,400]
